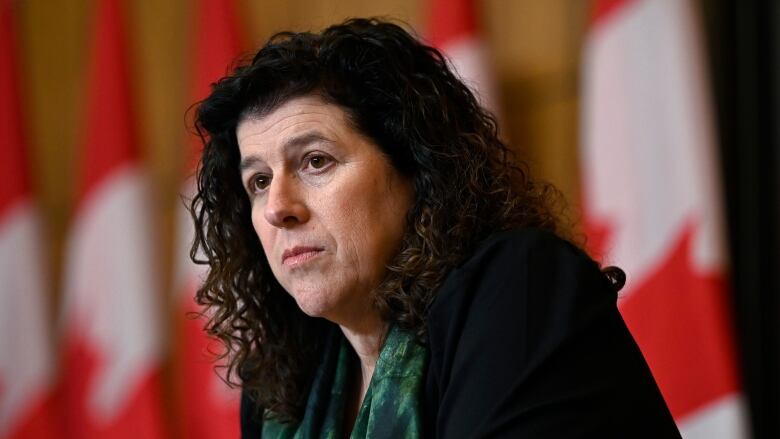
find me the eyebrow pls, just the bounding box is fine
[239,131,334,173]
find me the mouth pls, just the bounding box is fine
[281,246,324,267]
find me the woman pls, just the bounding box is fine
[191,18,681,438]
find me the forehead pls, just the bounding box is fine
[236,95,352,147]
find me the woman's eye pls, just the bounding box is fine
[250,174,270,193]
[306,154,332,170]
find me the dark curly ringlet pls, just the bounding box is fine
[190,18,573,424]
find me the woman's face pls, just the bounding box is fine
[237,95,414,326]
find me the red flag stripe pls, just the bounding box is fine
[185,0,245,171]
[427,0,478,47]
[615,222,741,418]
[175,1,245,437]
[4,394,58,439]
[590,0,633,27]
[0,0,30,217]
[1,1,59,437]
[177,293,240,439]
[77,0,139,205]
[61,336,165,439]
[190,0,244,106]
[61,0,167,437]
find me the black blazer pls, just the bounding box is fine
[241,229,681,438]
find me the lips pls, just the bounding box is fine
[281,246,324,266]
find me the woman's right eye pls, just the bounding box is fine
[249,174,271,193]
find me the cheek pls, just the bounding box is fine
[343,177,409,262]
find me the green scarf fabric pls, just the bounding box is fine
[262,324,428,438]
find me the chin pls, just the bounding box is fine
[289,287,336,319]
[295,302,327,318]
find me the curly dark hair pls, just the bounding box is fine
[190,18,572,423]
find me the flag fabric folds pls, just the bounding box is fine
[0,0,57,437]
[580,0,749,437]
[174,1,244,437]
[59,0,167,437]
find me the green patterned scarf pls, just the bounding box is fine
[262,324,428,438]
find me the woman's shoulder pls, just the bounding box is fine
[458,227,592,272]
[429,227,610,324]
[423,228,681,438]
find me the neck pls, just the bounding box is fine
[339,311,388,398]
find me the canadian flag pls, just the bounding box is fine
[427,0,501,116]
[59,0,167,437]
[173,0,244,437]
[0,0,58,437]
[581,0,749,437]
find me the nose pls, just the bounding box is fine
[263,175,310,228]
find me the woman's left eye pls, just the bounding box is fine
[305,154,333,170]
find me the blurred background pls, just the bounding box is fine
[1,0,777,438]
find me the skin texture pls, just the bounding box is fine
[236,95,415,408]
